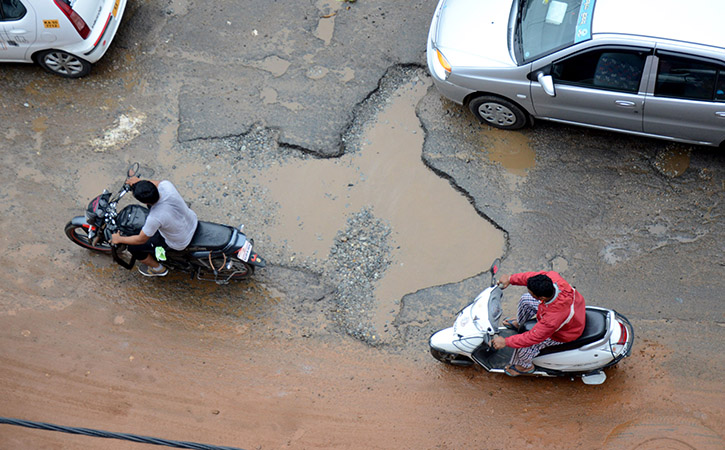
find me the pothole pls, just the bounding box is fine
[653,144,692,177]
[253,67,505,342]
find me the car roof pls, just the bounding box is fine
[592,0,725,50]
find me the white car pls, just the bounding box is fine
[0,0,127,77]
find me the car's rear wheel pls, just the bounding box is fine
[36,50,92,78]
[469,95,528,130]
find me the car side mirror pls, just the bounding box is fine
[537,72,556,97]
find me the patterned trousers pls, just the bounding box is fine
[510,293,561,368]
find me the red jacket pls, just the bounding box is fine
[505,271,586,348]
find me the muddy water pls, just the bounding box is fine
[654,145,691,177]
[256,78,505,330]
[476,126,535,176]
[314,0,342,46]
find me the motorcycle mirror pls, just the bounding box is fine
[126,163,155,180]
[127,162,140,179]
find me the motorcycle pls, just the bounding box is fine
[65,163,266,284]
[429,260,634,385]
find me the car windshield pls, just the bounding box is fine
[514,0,595,64]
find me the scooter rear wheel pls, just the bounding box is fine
[430,348,474,366]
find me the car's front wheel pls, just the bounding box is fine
[36,50,92,78]
[469,95,528,130]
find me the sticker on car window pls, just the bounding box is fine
[575,0,596,43]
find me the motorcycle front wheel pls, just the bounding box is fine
[430,348,474,366]
[65,222,112,253]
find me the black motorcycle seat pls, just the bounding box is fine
[187,221,233,250]
[520,308,608,356]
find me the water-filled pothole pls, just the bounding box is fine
[255,70,505,333]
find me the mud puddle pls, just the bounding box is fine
[653,144,692,177]
[256,76,505,331]
[476,126,535,176]
[314,0,342,46]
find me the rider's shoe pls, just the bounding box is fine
[138,263,168,277]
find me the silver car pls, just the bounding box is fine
[427,0,725,147]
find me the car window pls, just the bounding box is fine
[0,0,26,21]
[550,49,648,93]
[655,54,723,102]
[716,73,725,102]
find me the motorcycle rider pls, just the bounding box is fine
[491,271,586,376]
[111,176,198,277]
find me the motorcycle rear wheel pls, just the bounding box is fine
[430,348,474,366]
[65,222,112,253]
[197,262,254,282]
[227,262,253,279]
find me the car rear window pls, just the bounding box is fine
[0,0,26,20]
[716,75,725,102]
[655,54,724,102]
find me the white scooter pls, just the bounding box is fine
[429,260,634,385]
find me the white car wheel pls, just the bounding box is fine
[36,50,92,78]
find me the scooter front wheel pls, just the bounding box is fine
[430,348,474,366]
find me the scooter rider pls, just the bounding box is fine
[111,177,198,277]
[491,271,586,376]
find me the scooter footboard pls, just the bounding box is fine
[471,328,516,370]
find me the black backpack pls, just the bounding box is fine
[116,204,149,236]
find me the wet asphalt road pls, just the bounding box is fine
[1,0,724,445]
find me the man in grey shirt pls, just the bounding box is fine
[112,177,198,277]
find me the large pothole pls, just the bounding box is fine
[252,67,505,342]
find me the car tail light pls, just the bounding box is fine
[53,0,91,39]
[616,322,628,345]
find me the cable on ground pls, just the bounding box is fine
[0,416,246,450]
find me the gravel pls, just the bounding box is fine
[325,207,392,345]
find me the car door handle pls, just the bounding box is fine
[716,112,725,118]
[8,29,28,34]
[615,100,636,107]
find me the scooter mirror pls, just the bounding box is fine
[490,258,501,276]
[489,258,501,287]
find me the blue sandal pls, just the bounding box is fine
[504,364,535,377]
[502,317,519,330]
